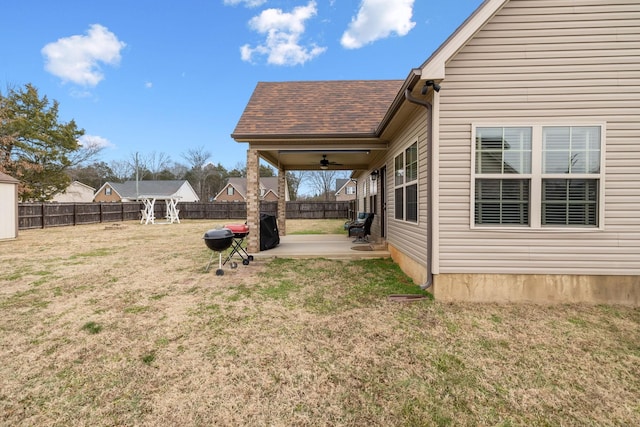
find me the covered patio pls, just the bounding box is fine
[231,80,412,255]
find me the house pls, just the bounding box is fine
[232,0,640,305]
[0,172,19,240]
[94,180,199,203]
[335,178,357,202]
[213,177,288,202]
[51,181,95,203]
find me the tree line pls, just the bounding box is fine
[1,83,348,202]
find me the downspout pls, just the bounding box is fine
[404,88,434,290]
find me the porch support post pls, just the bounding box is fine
[277,168,286,236]
[246,148,260,253]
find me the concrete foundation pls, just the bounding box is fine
[434,273,640,306]
[387,243,639,305]
[388,244,427,286]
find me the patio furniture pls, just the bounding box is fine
[350,213,374,243]
[344,211,367,231]
[139,196,181,224]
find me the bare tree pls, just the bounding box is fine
[286,170,308,200]
[182,146,212,199]
[67,138,105,167]
[307,170,349,200]
[127,151,150,181]
[147,151,171,180]
[168,162,188,180]
[108,160,132,182]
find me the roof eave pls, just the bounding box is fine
[376,69,422,135]
[231,132,380,142]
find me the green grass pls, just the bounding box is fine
[141,352,156,365]
[287,219,347,235]
[257,258,432,314]
[81,321,102,334]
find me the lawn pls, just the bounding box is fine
[1,220,639,426]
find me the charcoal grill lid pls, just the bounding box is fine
[224,223,249,234]
[203,228,234,240]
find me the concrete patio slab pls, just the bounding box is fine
[251,234,390,260]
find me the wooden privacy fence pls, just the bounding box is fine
[18,203,141,230]
[18,201,350,230]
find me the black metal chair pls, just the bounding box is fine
[349,213,374,243]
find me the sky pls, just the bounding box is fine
[1,0,484,174]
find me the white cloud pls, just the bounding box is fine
[241,1,326,66]
[78,134,114,149]
[42,24,126,86]
[223,0,266,7]
[145,81,153,89]
[341,0,415,49]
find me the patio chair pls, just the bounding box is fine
[349,213,374,243]
[344,211,367,231]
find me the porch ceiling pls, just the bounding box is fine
[256,139,388,171]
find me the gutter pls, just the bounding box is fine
[404,87,434,291]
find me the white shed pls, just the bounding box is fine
[0,172,19,240]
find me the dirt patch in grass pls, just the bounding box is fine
[1,220,639,426]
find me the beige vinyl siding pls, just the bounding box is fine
[437,0,640,275]
[385,107,429,267]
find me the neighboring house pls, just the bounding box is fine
[51,181,95,203]
[335,178,356,202]
[232,0,640,305]
[94,180,199,202]
[0,172,19,240]
[214,177,288,202]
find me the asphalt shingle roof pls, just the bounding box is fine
[226,177,279,198]
[110,180,186,198]
[232,80,404,138]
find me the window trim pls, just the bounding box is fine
[393,140,419,224]
[470,123,605,231]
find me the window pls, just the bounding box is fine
[227,187,234,196]
[346,185,356,195]
[474,127,531,225]
[394,141,418,222]
[541,126,600,226]
[473,125,602,228]
[105,187,112,196]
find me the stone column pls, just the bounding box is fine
[277,168,286,236]
[246,149,260,253]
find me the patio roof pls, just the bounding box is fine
[231,80,405,171]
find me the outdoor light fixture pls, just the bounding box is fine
[370,169,379,180]
[421,80,441,95]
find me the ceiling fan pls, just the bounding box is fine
[319,154,342,170]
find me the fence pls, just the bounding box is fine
[17,201,350,230]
